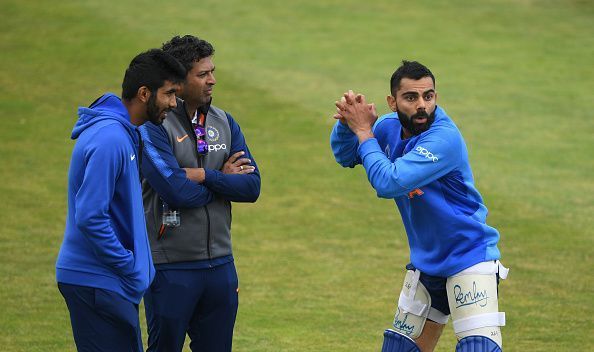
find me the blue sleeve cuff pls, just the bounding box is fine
[335,121,355,136]
[203,168,220,187]
[358,138,382,160]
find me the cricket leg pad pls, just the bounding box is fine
[382,329,421,352]
[393,269,436,339]
[447,261,508,349]
[455,335,501,352]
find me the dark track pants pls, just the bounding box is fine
[58,282,143,352]
[144,261,239,352]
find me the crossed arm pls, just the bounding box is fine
[140,113,260,208]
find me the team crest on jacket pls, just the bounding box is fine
[207,126,220,142]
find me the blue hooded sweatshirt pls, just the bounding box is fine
[56,93,155,304]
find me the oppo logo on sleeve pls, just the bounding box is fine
[415,146,438,162]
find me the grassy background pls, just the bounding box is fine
[1,0,593,350]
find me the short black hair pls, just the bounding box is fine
[162,35,215,72]
[121,49,186,100]
[390,60,435,95]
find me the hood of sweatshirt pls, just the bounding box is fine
[72,93,139,144]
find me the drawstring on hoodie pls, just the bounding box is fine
[136,129,143,182]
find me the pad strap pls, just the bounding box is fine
[497,261,509,280]
[398,292,428,316]
[427,307,449,325]
[453,312,506,334]
[398,270,428,316]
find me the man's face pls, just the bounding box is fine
[387,76,437,137]
[181,56,216,107]
[147,80,180,125]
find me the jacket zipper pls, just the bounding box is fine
[197,153,212,260]
[205,205,212,260]
[181,102,212,261]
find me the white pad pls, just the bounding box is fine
[393,269,447,339]
[447,261,508,348]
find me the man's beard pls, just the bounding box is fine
[397,109,436,136]
[147,93,167,125]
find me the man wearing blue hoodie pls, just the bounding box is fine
[55,49,186,352]
[331,61,508,352]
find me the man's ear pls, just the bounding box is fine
[137,86,151,104]
[386,94,397,112]
[176,83,185,98]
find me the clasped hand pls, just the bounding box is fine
[334,90,378,142]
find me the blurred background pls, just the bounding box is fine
[0,0,592,350]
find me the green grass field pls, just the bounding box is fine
[1,0,593,351]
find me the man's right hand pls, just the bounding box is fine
[183,168,206,183]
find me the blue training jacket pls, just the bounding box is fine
[56,93,155,304]
[330,106,500,277]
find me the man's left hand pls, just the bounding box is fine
[223,151,255,175]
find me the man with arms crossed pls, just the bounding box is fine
[140,35,260,351]
[55,49,186,352]
[331,61,508,352]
